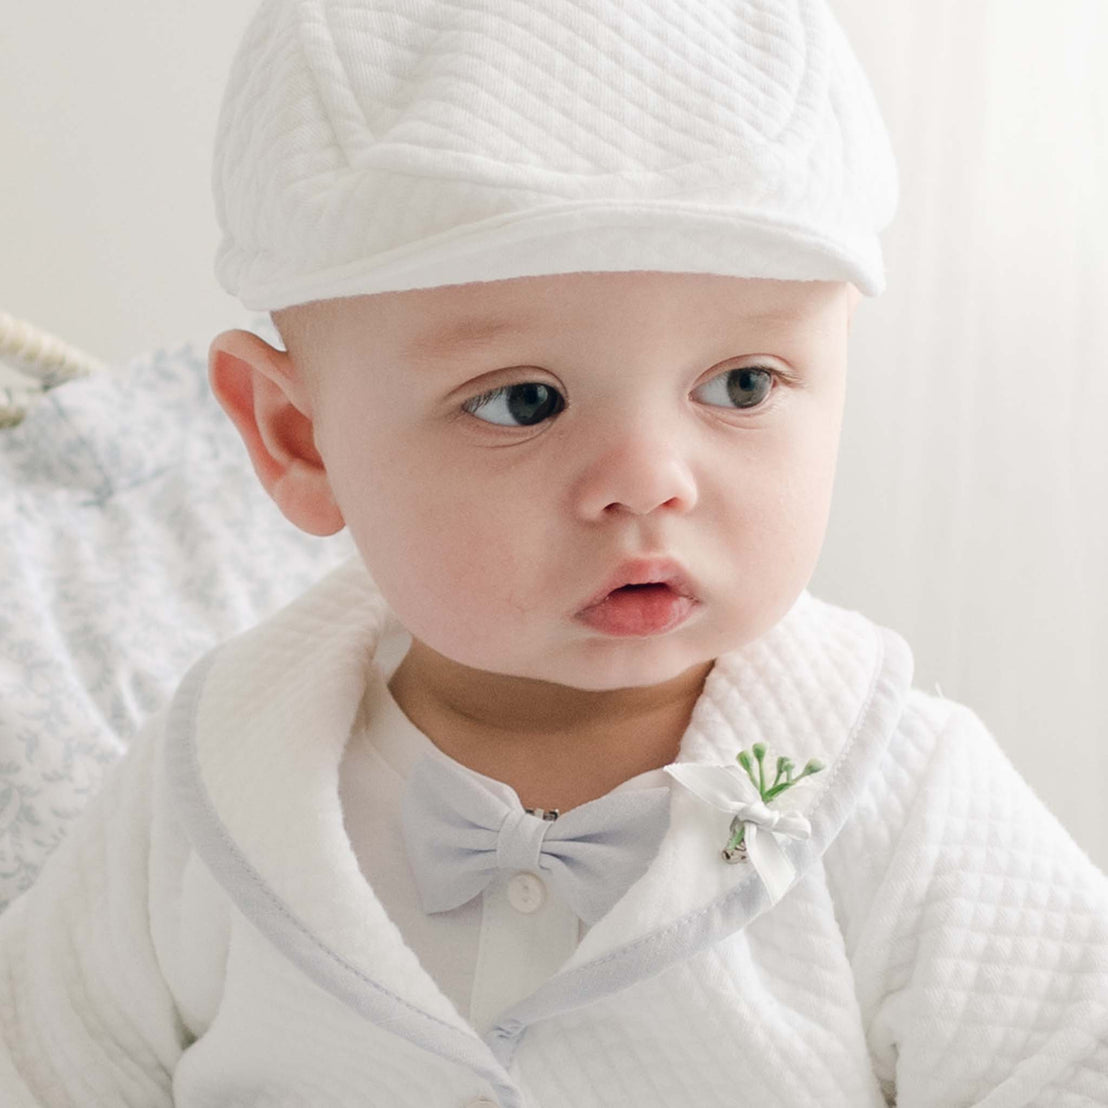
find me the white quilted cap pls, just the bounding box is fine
[212,0,898,311]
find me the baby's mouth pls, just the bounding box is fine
[608,582,674,597]
[578,560,698,612]
[576,580,697,637]
[574,558,700,636]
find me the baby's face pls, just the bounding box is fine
[278,272,855,691]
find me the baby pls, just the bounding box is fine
[2,0,1107,1105]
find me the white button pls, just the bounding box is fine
[507,871,546,913]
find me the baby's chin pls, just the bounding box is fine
[558,655,712,694]
[457,637,721,694]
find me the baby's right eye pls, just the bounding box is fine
[461,383,566,427]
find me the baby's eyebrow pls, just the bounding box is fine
[406,316,523,360]
[405,303,808,362]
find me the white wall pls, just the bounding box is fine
[3,2,1106,868]
[0,2,256,365]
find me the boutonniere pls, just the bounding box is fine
[663,743,824,904]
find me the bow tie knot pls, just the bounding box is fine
[495,807,555,873]
[401,754,672,926]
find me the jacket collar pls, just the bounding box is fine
[167,554,913,1048]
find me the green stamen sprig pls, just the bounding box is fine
[723,743,824,861]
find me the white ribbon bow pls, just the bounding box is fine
[662,762,812,904]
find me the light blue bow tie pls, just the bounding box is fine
[400,754,672,926]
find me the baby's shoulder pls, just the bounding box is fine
[830,676,1063,904]
[854,683,1000,819]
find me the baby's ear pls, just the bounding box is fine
[208,329,344,537]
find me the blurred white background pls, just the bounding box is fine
[1,1,1106,866]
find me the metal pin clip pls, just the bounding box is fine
[721,814,749,864]
[524,807,560,821]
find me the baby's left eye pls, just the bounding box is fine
[461,382,566,427]
[693,366,777,410]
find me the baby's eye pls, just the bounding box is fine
[693,366,777,410]
[462,383,566,427]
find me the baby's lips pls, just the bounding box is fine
[577,556,698,613]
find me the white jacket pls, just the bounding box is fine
[1,556,1106,1107]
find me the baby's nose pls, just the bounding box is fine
[571,430,698,519]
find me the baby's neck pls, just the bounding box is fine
[387,643,713,812]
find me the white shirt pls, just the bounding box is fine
[337,623,671,1036]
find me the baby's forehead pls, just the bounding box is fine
[279,272,846,347]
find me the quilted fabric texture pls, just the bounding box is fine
[0,557,1104,1106]
[0,323,354,910]
[212,0,899,309]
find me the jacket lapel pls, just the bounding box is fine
[576,584,913,958]
[170,555,473,1033]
